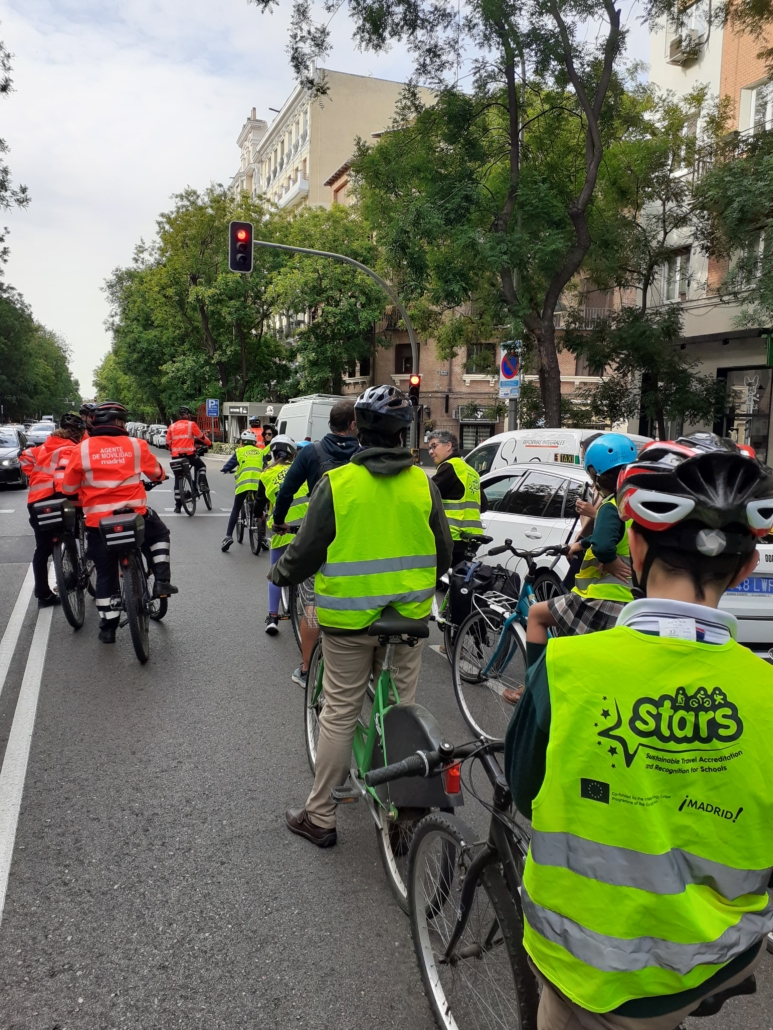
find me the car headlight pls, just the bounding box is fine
[1,458,20,467]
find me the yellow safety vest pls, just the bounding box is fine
[234,445,265,496]
[314,462,436,630]
[573,495,634,602]
[261,462,309,550]
[523,627,773,1012]
[441,456,484,541]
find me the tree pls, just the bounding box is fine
[268,205,388,394]
[0,40,30,273]
[251,0,634,426]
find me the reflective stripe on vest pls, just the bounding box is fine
[522,627,773,1012]
[234,445,265,496]
[440,457,483,540]
[262,462,309,549]
[314,462,436,629]
[572,495,633,601]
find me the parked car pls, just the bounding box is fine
[0,427,29,487]
[477,462,773,660]
[147,424,167,448]
[466,428,651,474]
[25,421,56,446]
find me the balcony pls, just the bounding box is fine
[553,308,614,330]
[278,177,309,209]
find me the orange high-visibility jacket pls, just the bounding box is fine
[61,434,166,527]
[166,419,211,457]
[20,434,79,503]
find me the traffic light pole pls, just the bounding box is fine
[252,240,419,451]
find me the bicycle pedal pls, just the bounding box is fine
[331,786,360,804]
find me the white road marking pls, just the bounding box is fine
[429,644,447,657]
[0,565,34,701]
[0,510,15,514]
[220,508,231,512]
[0,604,53,927]
[164,513,228,517]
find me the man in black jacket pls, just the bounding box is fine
[272,401,359,687]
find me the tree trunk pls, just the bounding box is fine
[236,324,248,401]
[535,320,563,427]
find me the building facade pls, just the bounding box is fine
[649,8,773,458]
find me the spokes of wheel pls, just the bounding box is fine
[376,807,427,914]
[452,610,526,741]
[408,812,538,1030]
[180,475,196,516]
[122,555,150,663]
[290,584,304,650]
[144,566,168,621]
[304,642,324,773]
[249,509,262,555]
[52,538,85,629]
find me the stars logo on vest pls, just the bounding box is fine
[593,686,744,769]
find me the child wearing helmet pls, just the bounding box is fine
[522,433,638,664]
[220,430,264,551]
[505,434,773,1028]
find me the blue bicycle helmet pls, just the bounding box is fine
[584,433,638,477]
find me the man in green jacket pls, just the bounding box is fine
[506,433,773,1028]
[271,385,453,848]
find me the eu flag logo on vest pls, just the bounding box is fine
[580,778,610,804]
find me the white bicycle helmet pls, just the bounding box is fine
[240,430,257,445]
[269,434,296,460]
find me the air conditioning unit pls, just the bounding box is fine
[667,29,703,65]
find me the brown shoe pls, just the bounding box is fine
[502,687,524,705]
[285,807,337,848]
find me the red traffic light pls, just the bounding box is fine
[236,229,248,241]
[409,374,421,387]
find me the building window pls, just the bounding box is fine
[359,356,371,377]
[465,343,496,375]
[394,343,413,374]
[715,367,772,462]
[751,81,773,134]
[664,248,691,301]
[461,424,495,452]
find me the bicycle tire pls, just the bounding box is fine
[180,474,196,516]
[200,473,212,510]
[143,559,168,621]
[408,811,539,1030]
[52,537,85,629]
[235,499,245,544]
[249,507,261,555]
[290,584,304,650]
[376,806,429,915]
[452,609,526,741]
[122,553,150,663]
[304,641,324,773]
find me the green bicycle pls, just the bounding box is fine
[304,607,463,912]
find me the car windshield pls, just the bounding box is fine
[466,441,500,474]
[30,423,54,432]
[0,430,18,446]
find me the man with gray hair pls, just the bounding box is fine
[428,429,486,568]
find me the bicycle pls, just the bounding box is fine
[98,484,168,664]
[235,490,267,555]
[431,532,493,659]
[303,608,462,913]
[368,740,759,1030]
[30,498,96,630]
[451,541,568,741]
[170,447,212,516]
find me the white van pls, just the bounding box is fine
[465,428,652,474]
[276,394,344,443]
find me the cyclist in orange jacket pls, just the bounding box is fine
[167,406,211,512]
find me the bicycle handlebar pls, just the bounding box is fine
[487,540,570,560]
[364,740,500,788]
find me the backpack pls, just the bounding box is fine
[313,440,350,478]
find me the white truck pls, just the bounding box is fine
[275,394,344,443]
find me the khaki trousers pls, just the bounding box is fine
[305,631,424,828]
[532,943,763,1030]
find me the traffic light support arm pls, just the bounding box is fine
[252,239,419,449]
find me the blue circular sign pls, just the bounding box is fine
[501,353,519,379]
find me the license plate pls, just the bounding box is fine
[727,576,773,595]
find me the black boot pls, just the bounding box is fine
[98,620,117,644]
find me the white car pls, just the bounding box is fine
[478,463,773,659]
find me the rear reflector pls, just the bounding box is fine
[442,763,462,795]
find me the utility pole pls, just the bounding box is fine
[251,240,420,452]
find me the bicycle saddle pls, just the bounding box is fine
[460,532,493,545]
[368,608,430,639]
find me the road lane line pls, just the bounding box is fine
[0,565,34,701]
[0,604,53,926]
[0,510,16,514]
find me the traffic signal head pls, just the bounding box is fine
[408,373,421,406]
[229,220,254,273]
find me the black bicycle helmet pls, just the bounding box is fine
[92,401,129,427]
[354,384,413,435]
[79,402,96,416]
[178,406,194,419]
[60,411,86,431]
[249,415,261,427]
[618,433,773,555]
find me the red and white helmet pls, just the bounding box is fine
[617,432,773,556]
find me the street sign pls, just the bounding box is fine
[499,342,521,399]
[206,398,219,418]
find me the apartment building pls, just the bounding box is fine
[231,66,427,210]
[649,7,773,457]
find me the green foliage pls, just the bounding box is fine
[0,286,80,420]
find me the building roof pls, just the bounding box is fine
[323,160,353,187]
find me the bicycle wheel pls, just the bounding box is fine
[452,609,526,741]
[122,554,150,663]
[235,499,245,544]
[376,806,429,915]
[408,811,539,1030]
[180,474,196,516]
[199,472,212,510]
[249,507,261,555]
[52,537,85,629]
[143,559,168,621]
[532,570,565,603]
[304,641,324,773]
[290,584,304,650]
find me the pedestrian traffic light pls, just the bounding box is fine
[229,221,253,273]
[408,373,421,406]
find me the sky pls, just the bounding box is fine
[1,0,649,398]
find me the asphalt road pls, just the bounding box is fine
[0,448,770,1030]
